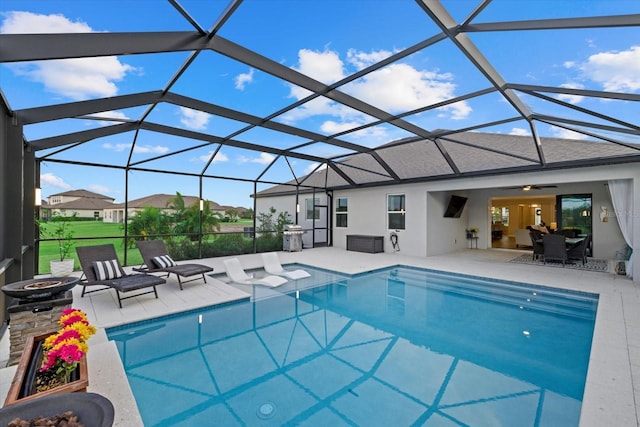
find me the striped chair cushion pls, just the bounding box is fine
[93,259,123,280]
[153,255,176,268]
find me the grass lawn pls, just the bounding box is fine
[37,220,247,275]
[39,221,140,275]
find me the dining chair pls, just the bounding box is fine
[543,234,568,266]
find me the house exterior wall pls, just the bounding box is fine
[256,163,640,280]
[49,207,100,220]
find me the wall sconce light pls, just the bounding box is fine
[296,204,300,213]
[35,187,41,207]
[199,199,204,211]
[550,222,557,230]
[599,206,609,222]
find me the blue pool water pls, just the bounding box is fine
[106,266,598,426]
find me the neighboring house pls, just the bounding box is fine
[102,194,227,223]
[43,189,115,220]
[255,132,638,279]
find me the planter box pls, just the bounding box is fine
[4,332,88,406]
[50,259,75,276]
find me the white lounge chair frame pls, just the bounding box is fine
[223,258,287,287]
[261,252,311,280]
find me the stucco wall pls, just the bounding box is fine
[257,163,639,279]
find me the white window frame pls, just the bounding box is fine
[305,198,320,220]
[336,197,348,228]
[387,194,406,230]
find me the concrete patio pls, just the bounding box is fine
[1,247,638,426]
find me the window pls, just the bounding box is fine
[557,194,592,236]
[336,197,348,227]
[387,194,405,230]
[305,198,320,220]
[491,206,509,226]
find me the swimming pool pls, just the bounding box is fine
[106,266,598,426]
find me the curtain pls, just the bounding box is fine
[608,179,633,278]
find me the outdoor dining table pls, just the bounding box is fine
[565,237,586,247]
[534,236,585,248]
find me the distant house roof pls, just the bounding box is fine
[49,189,115,201]
[49,198,117,210]
[107,194,224,210]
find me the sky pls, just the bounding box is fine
[1,1,638,208]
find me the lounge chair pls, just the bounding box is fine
[76,244,166,308]
[134,240,213,290]
[223,258,288,287]
[261,252,311,279]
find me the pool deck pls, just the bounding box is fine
[1,247,638,426]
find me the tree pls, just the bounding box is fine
[256,207,292,234]
[242,208,254,220]
[256,207,277,234]
[126,206,171,247]
[168,192,220,241]
[224,208,239,222]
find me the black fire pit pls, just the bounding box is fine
[1,277,79,301]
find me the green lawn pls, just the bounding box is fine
[37,220,249,275]
[39,222,139,275]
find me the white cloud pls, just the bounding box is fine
[40,173,71,190]
[580,45,640,92]
[87,110,131,126]
[88,184,112,194]
[282,48,470,127]
[294,49,345,85]
[509,128,530,136]
[102,142,169,154]
[557,83,585,104]
[1,12,136,101]
[238,152,275,165]
[346,48,395,70]
[550,126,588,140]
[235,68,254,90]
[320,120,364,135]
[195,151,228,163]
[179,107,210,130]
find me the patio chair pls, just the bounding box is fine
[134,240,213,290]
[567,234,591,265]
[76,244,166,308]
[543,234,568,266]
[529,232,544,261]
[223,258,288,288]
[261,252,311,279]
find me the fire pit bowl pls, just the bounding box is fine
[2,277,79,300]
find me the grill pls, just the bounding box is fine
[283,225,304,252]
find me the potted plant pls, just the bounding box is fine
[465,227,479,239]
[4,308,96,406]
[49,210,77,276]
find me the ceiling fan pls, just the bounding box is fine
[501,184,558,191]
